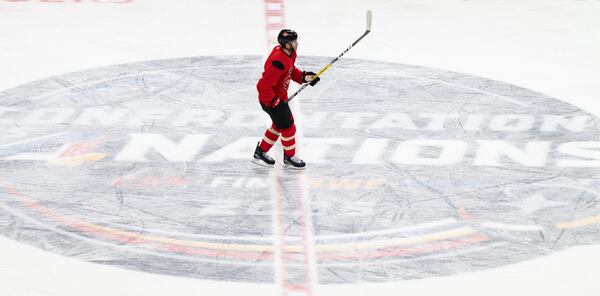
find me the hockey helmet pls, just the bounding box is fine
[277,29,298,47]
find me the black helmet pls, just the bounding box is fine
[277,29,298,47]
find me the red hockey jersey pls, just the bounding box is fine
[256,46,304,106]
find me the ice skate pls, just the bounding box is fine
[252,143,275,167]
[283,155,306,169]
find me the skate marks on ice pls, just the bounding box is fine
[0,56,599,283]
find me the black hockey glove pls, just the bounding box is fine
[302,71,320,86]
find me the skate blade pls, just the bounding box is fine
[251,158,274,168]
[283,163,307,170]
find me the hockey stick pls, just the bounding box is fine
[288,10,372,102]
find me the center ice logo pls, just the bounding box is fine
[1,108,597,167]
[0,56,599,283]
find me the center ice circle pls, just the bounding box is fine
[0,56,599,283]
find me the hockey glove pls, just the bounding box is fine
[302,71,320,86]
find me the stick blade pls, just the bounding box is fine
[366,10,373,31]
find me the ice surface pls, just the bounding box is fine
[1,1,600,295]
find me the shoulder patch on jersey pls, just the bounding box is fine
[272,60,285,70]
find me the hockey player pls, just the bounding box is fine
[253,29,320,169]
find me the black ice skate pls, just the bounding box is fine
[283,155,306,169]
[253,143,275,166]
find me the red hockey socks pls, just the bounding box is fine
[280,124,296,157]
[259,124,280,152]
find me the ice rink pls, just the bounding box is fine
[1,0,600,295]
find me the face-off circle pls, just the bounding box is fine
[0,56,599,283]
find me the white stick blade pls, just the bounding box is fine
[366,10,372,31]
